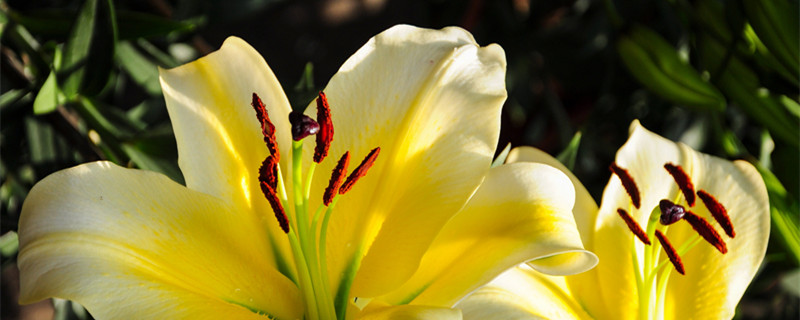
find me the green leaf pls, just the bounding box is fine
[556,131,582,171]
[491,143,512,168]
[117,12,201,40]
[116,41,162,96]
[33,71,61,115]
[755,162,800,267]
[61,0,118,98]
[7,9,199,40]
[0,231,19,257]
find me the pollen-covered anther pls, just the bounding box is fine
[259,155,279,190]
[251,93,280,161]
[655,230,685,275]
[697,189,735,238]
[617,208,651,245]
[260,181,290,233]
[610,163,641,209]
[659,199,686,225]
[683,211,727,254]
[324,152,350,206]
[314,91,334,163]
[289,111,320,141]
[339,147,380,195]
[664,163,695,206]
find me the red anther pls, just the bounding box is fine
[610,163,641,209]
[324,152,350,206]
[260,181,290,233]
[617,208,651,245]
[664,163,695,206]
[259,155,278,190]
[697,190,735,238]
[314,91,334,163]
[340,147,380,195]
[655,230,685,275]
[252,93,280,161]
[683,211,728,254]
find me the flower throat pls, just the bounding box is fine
[610,162,735,319]
[251,92,380,320]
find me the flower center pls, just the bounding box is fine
[610,162,735,319]
[251,92,380,320]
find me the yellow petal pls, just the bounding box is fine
[661,154,769,319]
[456,266,592,320]
[506,147,606,318]
[309,25,508,298]
[356,303,462,320]
[18,162,303,319]
[159,37,294,246]
[375,163,596,307]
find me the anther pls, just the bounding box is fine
[610,163,641,209]
[252,93,280,161]
[260,181,290,233]
[259,155,279,190]
[617,208,651,245]
[340,147,380,195]
[664,163,695,206]
[659,199,686,225]
[324,152,350,206]
[655,230,685,275]
[289,111,320,141]
[314,91,334,163]
[697,190,735,238]
[683,211,727,254]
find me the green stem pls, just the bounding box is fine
[287,230,319,320]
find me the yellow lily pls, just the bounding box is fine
[17,25,596,319]
[457,121,770,320]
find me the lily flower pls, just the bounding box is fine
[456,121,770,320]
[17,25,596,319]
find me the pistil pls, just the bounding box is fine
[249,92,379,319]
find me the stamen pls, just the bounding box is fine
[324,152,350,206]
[655,230,685,275]
[617,208,651,245]
[659,199,686,225]
[260,181,290,233]
[339,147,380,195]
[251,93,280,161]
[664,163,695,206]
[289,111,320,141]
[697,190,735,238]
[610,163,641,209]
[314,91,334,163]
[259,155,279,190]
[682,211,727,254]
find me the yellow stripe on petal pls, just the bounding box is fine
[18,162,303,320]
[457,266,592,320]
[306,25,507,299]
[375,163,596,308]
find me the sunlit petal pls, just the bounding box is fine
[308,25,508,298]
[356,303,462,320]
[18,162,303,319]
[506,146,607,318]
[159,36,294,244]
[375,163,596,307]
[457,266,592,320]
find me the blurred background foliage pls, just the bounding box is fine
[0,0,797,318]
